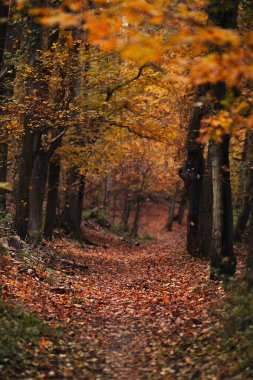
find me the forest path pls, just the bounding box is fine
[42,202,226,380]
[2,203,230,379]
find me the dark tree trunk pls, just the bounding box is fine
[14,1,44,239]
[0,2,10,212]
[63,167,85,240]
[112,190,118,224]
[131,194,142,238]
[0,135,8,212]
[246,210,253,288]
[166,195,176,231]
[234,132,253,242]
[121,190,131,230]
[177,193,187,225]
[210,136,236,279]
[103,175,110,209]
[14,128,35,239]
[207,0,239,278]
[43,155,61,240]
[197,144,213,258]
[179,90,206,255]
[28,135,49,241]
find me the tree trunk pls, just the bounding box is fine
[177,193,187,225]
[0,1,10,212]
[234,132,253,242]
[210,137,236,279]
[43,155,61,240]
[14,1,44,239]
[14,127,35,239]
[197,143,213,258]
[112,190,118,224]
[245,134,253,287]
[28,136,49,241]
[207,0,239,278]
[131,195,142,238]
[246,210,253,288]
[179,86,207,255]
[63,167,85,240]
[166,195,176,231]
[121,191,131,230]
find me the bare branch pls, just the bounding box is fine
[105,63,164,101]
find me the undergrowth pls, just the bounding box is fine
[219,283,253,377]
[0,298,59,378]
[138,232,156,242]
[83,208,110,227]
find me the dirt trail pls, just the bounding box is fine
[41,203,226,380]
[2,203,228,379]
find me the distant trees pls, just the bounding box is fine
[0,0,252,289]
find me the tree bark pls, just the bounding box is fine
[63,167,85,240]
[234,132,253,242]
[28,135,49,241]
[121,190,131,230]
[246,210,253,287]
[210,136,236,279]
[207,0,239,278]
[177,192,187,225]
[166,195,176,231]
[179,90,206,255]
[43,155,61,240]
[131,194,142,238]
[197,143,213,258]
[14,1,45,239]
[0,1,10,212]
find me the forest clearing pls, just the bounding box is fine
[0,0,253,379]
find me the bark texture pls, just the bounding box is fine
[43,155,61,239]
[0,2,10,211]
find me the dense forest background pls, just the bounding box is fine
[0,0,253,379]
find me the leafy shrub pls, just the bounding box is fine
[110,223,128,236]
[0,299,57,374]
[83,208,110,227]
[218,284,253,377]
[0,211,12,225]
[138,232,155,242]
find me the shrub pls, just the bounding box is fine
[0,299,58,376]
[138,232,155,242]
[83,208,110,228]
[110,223,128,236]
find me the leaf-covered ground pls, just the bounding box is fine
[0,203,247,379]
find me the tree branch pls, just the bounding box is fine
[105,63,164,101]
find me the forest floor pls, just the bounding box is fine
[0,202,247,380]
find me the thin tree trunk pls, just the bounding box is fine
[210,137,236,279]
[131,194,142,238]
[246,210,253,287]
[234,132,253,242]
[121,190,131,230]
[28,141,48,241]
[177,193,187,225]
[112,191,118,224]
[197,143,213,258]
[63,167,85,240]
[166,195,176,231]
[0,1,10,212]
[43,154,61,240]
[15,127,35,239]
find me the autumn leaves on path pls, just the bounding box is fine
[2,216,227,379]
[56,230,226,380]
